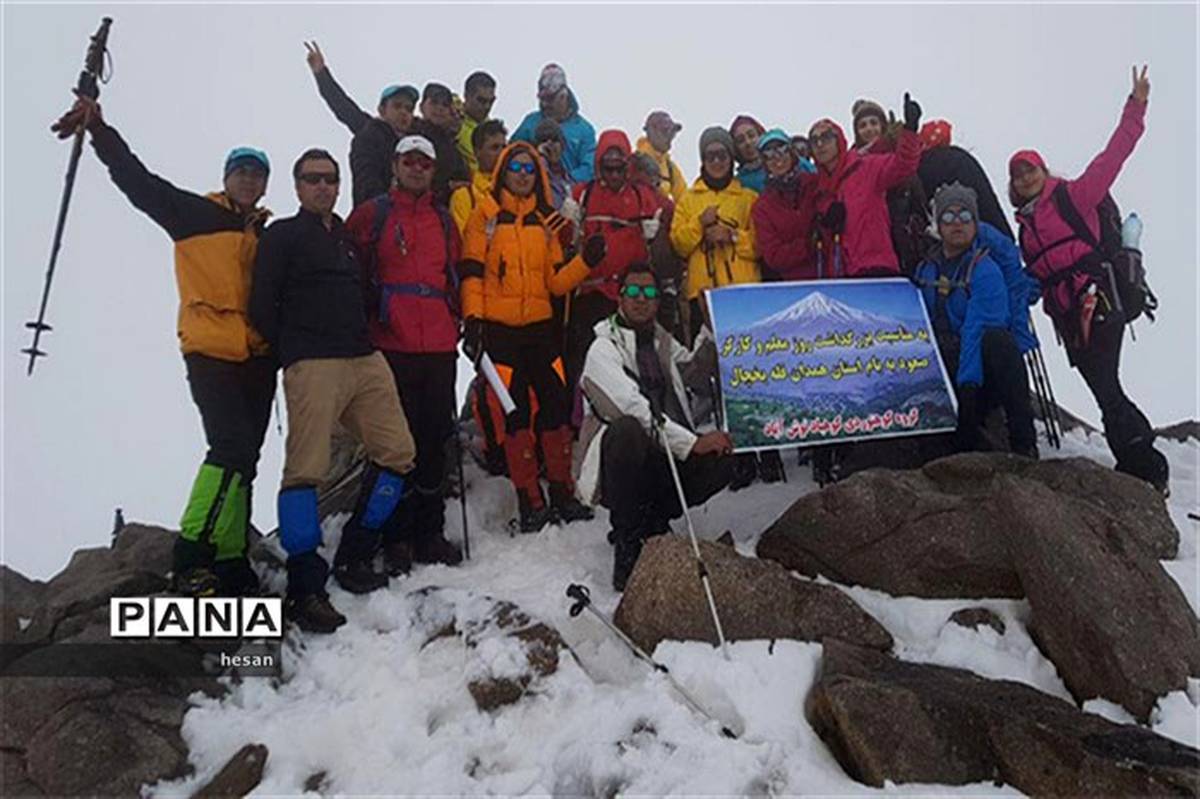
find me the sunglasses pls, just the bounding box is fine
[600,160,628,174]
[939,208,975,225]
[761,142,792,160]
[400,153,435,171]
[702,149,731,163]
[297,173,339,185]
[811,130,839,146]
[620,284,660,300]
[507,160,537,175]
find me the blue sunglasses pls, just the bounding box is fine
[507,160,537,175]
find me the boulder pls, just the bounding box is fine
[613,535,892,655]
[807,640,1200,796]
[1,565,46,644]
[408,587,573,713]
[948,607,1006,636]
[192,743,269,798]
[757,453,1178,599]
[999,476,1200,722]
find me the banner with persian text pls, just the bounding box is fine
[706,278,958,452]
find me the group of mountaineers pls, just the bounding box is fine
[50,49,1167,632]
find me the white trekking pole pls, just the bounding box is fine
[655,416,730,661]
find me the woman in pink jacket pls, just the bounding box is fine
[807,93,923,279]
[1009,66,1167,492]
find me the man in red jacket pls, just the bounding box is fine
[561,130,665,395]
[345,135,464,573]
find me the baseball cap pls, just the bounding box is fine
[645,110,682,134]
[379,84,418,107]
[537,63,567,99]
[395,135,436,160]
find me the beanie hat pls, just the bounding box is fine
[699,126,735,160]
[933,181,979,221]
[631,151,660,180]
[851,98,887,127]
[533,117,565,144]
[1008,149,1047,176]
[919,119,952,150]
[379,84,419,107]
[224,146,270,178]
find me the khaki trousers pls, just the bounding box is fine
[281,353,416,488]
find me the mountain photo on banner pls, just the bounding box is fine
[707,279,958,450]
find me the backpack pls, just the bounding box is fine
[1049,183,1157,323]
[364,193,460,325]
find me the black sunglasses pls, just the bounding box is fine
[298,173,339,186]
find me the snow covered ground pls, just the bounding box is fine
[151,428,1199,797]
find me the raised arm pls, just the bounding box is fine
[1068,66,1149,212]
[306,42,371,136]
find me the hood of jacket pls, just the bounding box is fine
[491,140,555,214]
[594,129,633,172]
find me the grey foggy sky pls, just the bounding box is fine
[3,3,1197,579]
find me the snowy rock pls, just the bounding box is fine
[948,607,1006,636]
[407,587,573,713]
[192,743,269,798]
[757,452,1178,598]
[613,535,892,654]
[999,476,1200,722]
[1156,419,1200,444]
[807,639,1200,795]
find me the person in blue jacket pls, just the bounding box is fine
[914,183,1038,457]
[512,63,596,183]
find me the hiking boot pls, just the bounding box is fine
[812,448,841,487]
[757,451,785,484]
[382,540,414,576]
[286,594,346,634]
[412,535,463,566]
[333,559,389,594]
[518,493,555,534]
[612,538,644,592]
[214,558,261,597]
[728,454,757,492]
[549,484,594,524]
[173,567,220,598]
[1116,443,1170,496]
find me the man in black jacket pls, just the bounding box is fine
[250,148,418,634]
[305,41,417,206]
[410,82,471,207]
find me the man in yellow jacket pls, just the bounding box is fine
[637,110,687,202]
[456,71,497,175]
[57,96,275,599]
[670,126,759,341]
[450,119,506,233]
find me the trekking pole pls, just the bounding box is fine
[654,416,730,661]
[565,583,737,739]
[1024,351,1058,449]
[24,17,114,375]
[1030,338,1063,445]
[455,418,471,560]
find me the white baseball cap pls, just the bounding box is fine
[395,135,436,160]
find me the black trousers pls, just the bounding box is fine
[941,329,1036,453]
[184,353,277,481]
[484,320,569,434]
[1069,314,1156,462]
[565,291,617,399]
[383,350,457,540]
[600,416,732,541]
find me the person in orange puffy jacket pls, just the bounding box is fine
[458,141,606,531]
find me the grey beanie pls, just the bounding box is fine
[698,126,735,161]
[534,117,565,144]
[933,181,979,221]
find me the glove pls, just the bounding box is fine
[819,201,847,234]
[641,208,663,241]
[462,318,484,363]
[955,385,981,452]
[903,92,922,133]
[582,233,607,268]
[559,197,582,226]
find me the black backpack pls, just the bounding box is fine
[1050,183,1157,323]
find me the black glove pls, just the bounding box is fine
[462,318,484,363]
[903,92,922,133]
[582,233,607,268]
[955,385,981,452]
[820,201,847,235]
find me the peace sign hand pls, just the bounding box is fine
[304,41,326,74]
[1131,65,1150,104]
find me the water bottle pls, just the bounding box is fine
[1121,212,1142,250]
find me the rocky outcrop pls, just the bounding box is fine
[757,453,1178,599]
[614,535,893,655]
[807,640,1200,796]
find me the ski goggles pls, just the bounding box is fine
[297,172,339,185]
[507,160,538,175]
[620,284,660,300]
[938,208,975,225]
